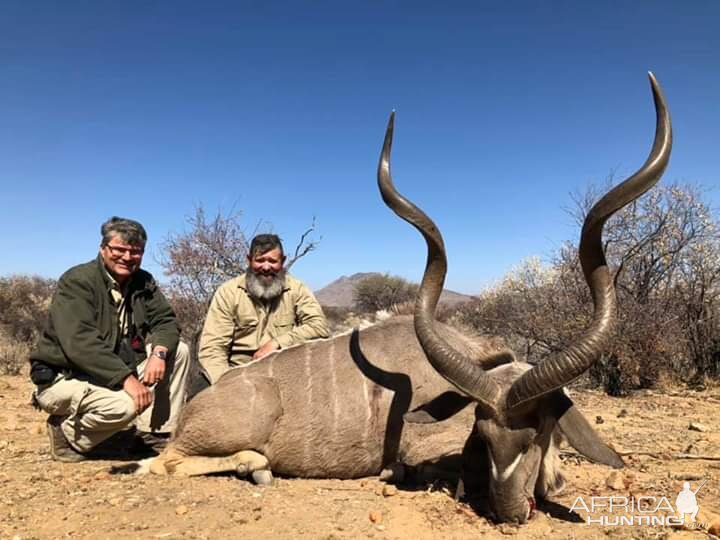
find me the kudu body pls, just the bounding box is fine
[143,73,671,525]
[145,317,507,478]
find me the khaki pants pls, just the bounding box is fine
[35,342,190,453]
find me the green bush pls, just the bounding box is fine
[353,274,418,313]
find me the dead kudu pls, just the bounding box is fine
[379,72,671,523]
[140,73,671,524]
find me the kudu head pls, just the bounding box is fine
[377,73,672,523]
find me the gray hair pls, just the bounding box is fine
[100,216,147,246]
[249,233,284,258]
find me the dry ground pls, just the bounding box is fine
[1,374,719,540]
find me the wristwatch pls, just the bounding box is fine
[153,349,168,361]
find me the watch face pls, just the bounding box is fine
[155,350,167,360]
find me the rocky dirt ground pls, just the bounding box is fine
[1,374,719,540]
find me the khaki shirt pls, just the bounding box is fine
[199,273,329,384]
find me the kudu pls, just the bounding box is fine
[378,71,671,523]
[140,73,671,525]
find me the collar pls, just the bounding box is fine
[103,266,122,290]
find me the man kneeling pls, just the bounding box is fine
[29,217,190,462]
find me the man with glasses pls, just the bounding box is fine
[30,217,190,462]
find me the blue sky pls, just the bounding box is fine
[1,1,718,294]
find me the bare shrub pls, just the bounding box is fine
[0,337,30,376]
[453,257,586,365]
[0,275,55,376]
[573,181,720,389]
[352,274,418,313]
[0,275,56,343]
[456,181,720,394]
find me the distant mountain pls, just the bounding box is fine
[314,272,475,308]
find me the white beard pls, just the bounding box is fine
[246,269,286,301]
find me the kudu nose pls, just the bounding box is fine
[493,498,535,524]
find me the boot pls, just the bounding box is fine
[134,431,171,453]
[46,415,86,463]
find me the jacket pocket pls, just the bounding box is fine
[271,313,296,335]
[234,314,258,335]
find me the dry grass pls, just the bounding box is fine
[0,335,29,376]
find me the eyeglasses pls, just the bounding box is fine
[105,244,145,258]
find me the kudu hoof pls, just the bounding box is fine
[379,462,406,484]
[252,470,274,486]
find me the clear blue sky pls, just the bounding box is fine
[1,1,718,294]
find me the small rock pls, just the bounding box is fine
[94,471,111,481]
[616,409,628,418]
[175,505,189,516]
[595,416,605,424]
[497,523,517,535]
[382,485,398,497]
[709,520,720,536]
[369,510,383,523]
[688,422,707,432]
[674,473,703,481]
[605,471,625,490]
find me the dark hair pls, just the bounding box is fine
[100,216,147,246]
[249,233,284,258]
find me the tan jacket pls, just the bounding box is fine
[198,273,329,384]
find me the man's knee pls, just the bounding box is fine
[99,391,137,425]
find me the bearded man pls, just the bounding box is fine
[198,233,329,385]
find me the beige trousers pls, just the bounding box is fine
[35,342,190,453]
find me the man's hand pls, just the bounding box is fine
[142,350,167,386]
[123,374,153,413]
[253,340,280,360]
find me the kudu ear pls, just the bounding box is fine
[552,392,624,469]
[403,391,474,424]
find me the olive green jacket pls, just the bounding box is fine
[198,273,329,384]
[30,255,180,388]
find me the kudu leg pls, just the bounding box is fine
[150,448,271,478]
